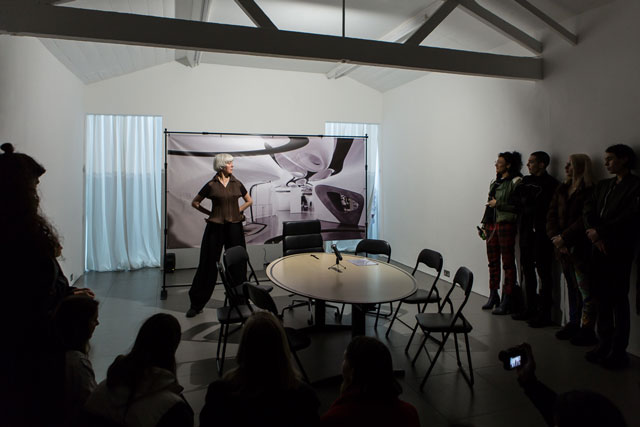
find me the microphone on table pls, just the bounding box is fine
[331,244,343,262]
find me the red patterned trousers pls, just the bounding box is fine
[485,222,517,295]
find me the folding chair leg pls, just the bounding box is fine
[292,350,310,384]
[453,333,462,367]
[404,321,420,354]
[374,304,382,328]
[216,323,229,376]
[411,334,428,366]
[385,301,403,338]
[420,331,450,391]
[463,332,474,386]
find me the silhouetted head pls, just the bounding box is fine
[341,336,401,399]
[228,311,300,390]
[53,295,99,354]
[0,143,60,258]
[107,313,181,388]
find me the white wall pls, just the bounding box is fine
[84,61,383,268]
[0,35,85,283]
[381,0,640,354]
[84,61,382,134]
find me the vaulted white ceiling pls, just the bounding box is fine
[37,0,614,92]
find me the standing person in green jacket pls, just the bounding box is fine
[481,151,523,315]
[583,144,640,369]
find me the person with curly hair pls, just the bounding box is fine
[480,151,523,315]
[0,143,93,425]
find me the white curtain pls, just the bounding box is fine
[325,122,380,251]
[85,115,163,271]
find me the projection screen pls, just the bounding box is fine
[166,133,366,249]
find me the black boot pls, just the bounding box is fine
[482,289,500,310]
[492,293,511,315]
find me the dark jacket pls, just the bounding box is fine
[583,174,640,254]
[546,181,593,256]
[517,172,559,240]
[482,176,522,224]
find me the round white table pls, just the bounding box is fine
[267,252,417,336]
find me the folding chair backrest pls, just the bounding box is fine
[245,283,279,316]
[412,248,444,303]
[412,249,443,279]
[441,266,474,319]
[217,262,247,308]
[355,239,391,263]
[223,245,258,286]
[282,220,324,256]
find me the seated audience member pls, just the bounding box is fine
[200,311,319,427]
[321,336,420,427]
[84,313,193,427]
[52,295,100,426]
[515,343,627,427]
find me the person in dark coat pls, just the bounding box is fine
[583,144,640,369]
[512,151,559,326]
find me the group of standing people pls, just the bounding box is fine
[480,145,640,369]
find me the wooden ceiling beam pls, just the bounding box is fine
[404,0,458,46]
[0,1,542,80]
[457,0,542,54]
[234,0,277,29]
[514,0,578,45]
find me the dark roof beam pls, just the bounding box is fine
[457,0,542,55]
[0,1,542,80]
[234,0,277,30]
[405,0,458,46]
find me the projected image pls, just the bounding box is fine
[166,133,366,248]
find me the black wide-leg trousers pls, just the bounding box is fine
[189,221,246,311]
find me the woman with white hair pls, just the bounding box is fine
[186,153,252,318]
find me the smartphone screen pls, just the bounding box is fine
[509,355,522,369]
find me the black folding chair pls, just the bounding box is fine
[348,239,392,327]
[280,220,339,323]
[384,249,443,352]
[223,245,273,303]
[411,266,474,390]
[215,263,253,376]
[245,283,312,383]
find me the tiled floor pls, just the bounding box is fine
[79,266,640,426]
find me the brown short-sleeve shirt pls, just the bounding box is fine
[198,174,248,224]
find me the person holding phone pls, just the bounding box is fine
[480,151,523,315]
[186,153,252,318]
[513,343,627,427]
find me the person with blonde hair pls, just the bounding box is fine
[186,153,252,318]
[547,154,596,345]
[200,311,319,426]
